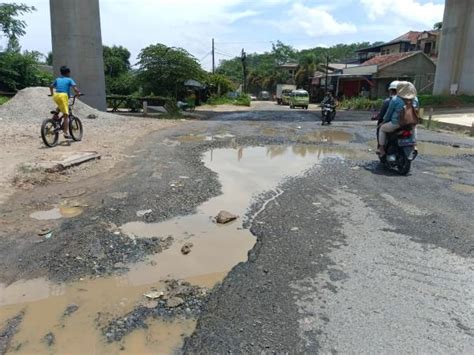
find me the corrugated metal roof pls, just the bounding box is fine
[361,51,418,68]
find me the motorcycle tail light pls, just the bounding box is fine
[401,130,412,138]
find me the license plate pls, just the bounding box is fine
[398,138,416,146]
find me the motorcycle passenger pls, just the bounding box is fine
[378,81,418,157]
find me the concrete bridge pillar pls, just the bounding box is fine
[50,0,106,111]
[434,0,474,95]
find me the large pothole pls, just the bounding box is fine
[0,144,352,354]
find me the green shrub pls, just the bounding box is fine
[418,94,474,107]
[0,96,9,105]
[235,94,251,106]
[207,93,251,107]
[338,97,383,110]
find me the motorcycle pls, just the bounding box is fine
[321,104,336,125]
[379,126,418,175]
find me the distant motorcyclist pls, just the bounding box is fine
[321,91,336,125]
[378,81,419,157]
[321,91,336,106]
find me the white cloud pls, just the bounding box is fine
[360,0,444,27]
[268,3,357,37]
[290,3,357,36]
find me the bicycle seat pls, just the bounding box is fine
[50,110,58,114]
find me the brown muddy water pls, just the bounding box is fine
[1,145,350,354]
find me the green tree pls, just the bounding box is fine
[295,52,321,89]
[137,43,205,97]
[205,73,235,96]
[0,2,35,50]
[433,22,442,30]
[0,50,52,91]
[103,45,131,77]
[46,51,53,65]
[102,45,137,95]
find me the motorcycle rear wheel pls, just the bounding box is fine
[396,154,411,175]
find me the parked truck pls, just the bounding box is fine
[276,84,297,105]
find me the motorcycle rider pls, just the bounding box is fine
[378,81,418,157]
[322,91,336,106]
[321,91,336,123]
[376,81,399,125]
[375,81,399,146]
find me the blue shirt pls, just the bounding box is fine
[383,96,419,125]
[53,77,76,95]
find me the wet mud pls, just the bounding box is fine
[1,140,353,354]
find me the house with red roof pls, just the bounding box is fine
[356,31,440,63]
[323,31,438,99]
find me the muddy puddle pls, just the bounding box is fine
[416,142,474,157]
[30,201,87,221]
[1,145,349,354]
[451,183,474,194]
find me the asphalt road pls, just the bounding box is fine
[1,101,473,354]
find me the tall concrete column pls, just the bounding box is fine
[50,0,107,111]
[434,0,474,95]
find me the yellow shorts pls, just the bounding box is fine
[53,93,69,115]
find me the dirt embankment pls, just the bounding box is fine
[0,87,179,205]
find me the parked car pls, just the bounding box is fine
[281,89,293,105]
[289,89,309,109]
[259,91,271,101]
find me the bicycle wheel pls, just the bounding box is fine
[69,116,83,141]
[41,119,59,147]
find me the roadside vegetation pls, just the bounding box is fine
[338,97,384,110]
[0,96,9,105]
[418,94,474,107]
[207,93,251,107]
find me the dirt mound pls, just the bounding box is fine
[0,87,115,121]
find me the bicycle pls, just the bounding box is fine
[41,95,84,148]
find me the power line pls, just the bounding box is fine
[199,51,212,62]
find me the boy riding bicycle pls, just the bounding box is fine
[49,66,82,139]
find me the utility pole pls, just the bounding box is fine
[212,38,215,74]
[325,54,329,93]
[241,48,247,93]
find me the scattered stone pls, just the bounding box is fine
[136,209,152,218]
[103,280,209,343]
[141,300,158,309]
[0,312,24,354]
[109,192,128,200]
[87,114,98,119]
[63,304,79,317]
[38,228,52,236]
[143,211,156,223]
[43,332,55,347]
[215,210,239,224]
[113,262,127,269]
[166,297,184,308]
[144,290,165,300]
[291,227,299,232]
[181,242,194,255]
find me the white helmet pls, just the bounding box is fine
[388,80,399,90]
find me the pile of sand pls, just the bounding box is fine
[0,87,116,122]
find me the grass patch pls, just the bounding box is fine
[0,96,9,106]
[207,94,251,107]
[420,118,441,130]
[338,97,383,110]
[418,94,474,107]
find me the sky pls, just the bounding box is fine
[1,0,445,70]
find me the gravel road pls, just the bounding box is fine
[1,101,473,354]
